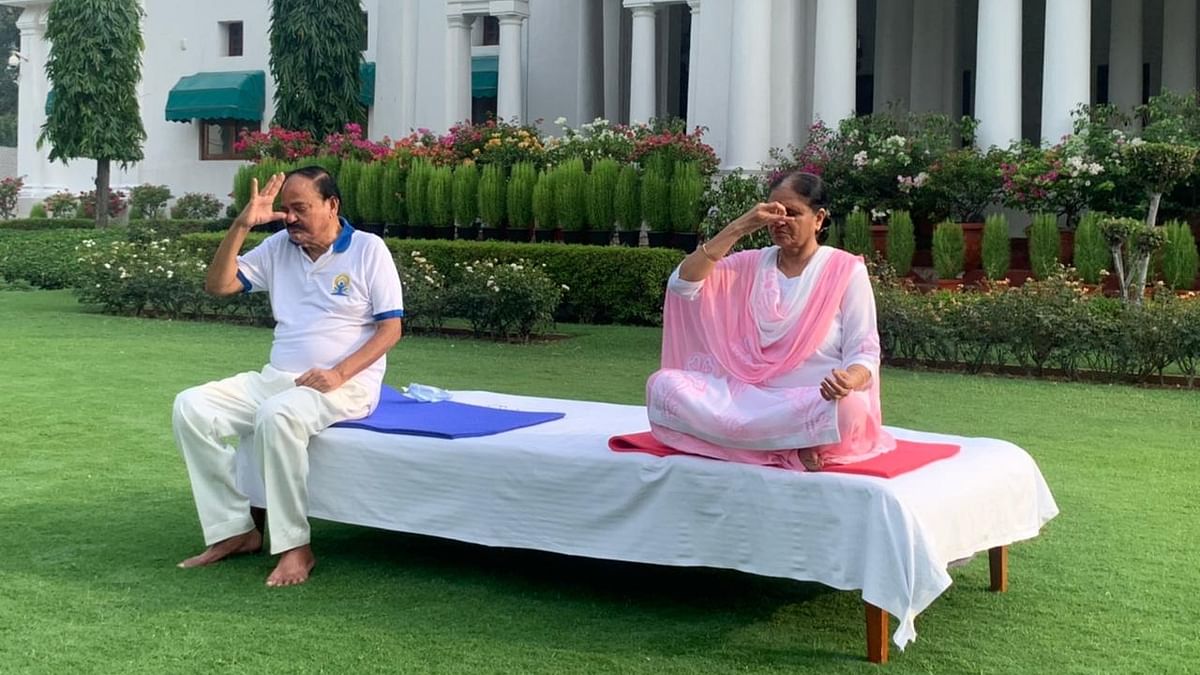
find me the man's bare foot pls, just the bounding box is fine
[266,545,316,587]
[177,529,262,568]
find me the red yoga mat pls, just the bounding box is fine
[608,432,959,478]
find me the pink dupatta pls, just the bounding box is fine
[647,247,894,467]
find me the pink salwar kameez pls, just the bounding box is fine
[647,246,895,470]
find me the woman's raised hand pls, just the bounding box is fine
[234,172,288,230]
[731,201,789,237]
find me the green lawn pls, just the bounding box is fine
[1,290,1197,673]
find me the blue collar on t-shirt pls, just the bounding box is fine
[331,217,355,253]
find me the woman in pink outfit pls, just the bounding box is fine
[647,171,895,471]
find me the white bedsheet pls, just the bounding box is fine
[234,391,1058,649]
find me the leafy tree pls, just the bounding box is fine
[39,0,146,228]
[0,6,20,146]
[269,0,364,139]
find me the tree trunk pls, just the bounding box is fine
[1131,254,1152,306]
[1146,192,1162,227]
[1111,244,1128,301]
[95,159,111,228]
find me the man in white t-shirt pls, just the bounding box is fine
[172,166,404,587]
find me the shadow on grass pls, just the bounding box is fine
[1,490,870,667]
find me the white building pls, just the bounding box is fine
[3,0,1198,213]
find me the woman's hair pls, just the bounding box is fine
[767,171,829,211]
[285,165,342,210]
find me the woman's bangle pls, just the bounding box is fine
[700,241,720,263]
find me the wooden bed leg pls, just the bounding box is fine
[865,602,889,664]
[989,545,1008,592]
[251,506,266,535]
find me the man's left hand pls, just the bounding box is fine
[295,368,345,393]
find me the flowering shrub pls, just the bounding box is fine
[391,128,459,167]
[43,191,79,218]
[234,126,319,161]
[1000,137,1114,226]
[924,148,1001,222]
[544,117,636,167]
[78,189,128,219]
[170,193,224,220]
[630,123,718,177]
[128,184,173,219]
[443,118,545,169]
[447,258,565,340]
[320,122,393,162]
[398,250,448,331]
[0,176,23,219]
[73,234,269,321]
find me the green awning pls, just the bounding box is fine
[165,70,265,122]
[359,61,375,107]
[472,55,498,98]
[45,89,55,116]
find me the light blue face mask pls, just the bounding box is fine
[402,383,452,402]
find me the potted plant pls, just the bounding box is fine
[1160,220,1199,291]
[641,157,672,247]
[356,161,385,235]
[669,161,704,251]
[532,167,558,242]
[426,165,455,239]
[927,147,1000,271]
[932,220,965,288]
[586,158,619,246]
[506,161,536,243]
[555,158,588,243]
[980,212,1010,285]
[841,209,872,256]
[404,160,432,238]
[380,161,406,238]
[477,163,507,240]
[1028,212,1061,280]
[453,161,480,241]
[613,163,641,247]
[1099,216,1167,304]
[1072,212,1109,287]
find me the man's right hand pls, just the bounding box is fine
[234,173,288,230]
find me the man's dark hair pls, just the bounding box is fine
[767,170,829,211]
[284,165,341,211]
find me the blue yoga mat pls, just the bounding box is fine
[332,385,565,439]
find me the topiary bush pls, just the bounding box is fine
[532,167,557,231]
[453,161,480,227]
[587,158,619,232]
[555,158,588,232]
[1072,212,1109,284]
[932,220,965,280]
[841,209,871,256]
[613,163,641,233]
[1028,212,1061,280]
[669,161,704,235]
[1160,220,1198,290]
[981,212,1011,281]
[128,184,173,220]
[477,162,507,228]
[506,161,535,231]
[426,165,455,228]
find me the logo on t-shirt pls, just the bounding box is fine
[331,273,351,296]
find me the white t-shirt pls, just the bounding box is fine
[666,246,880,388]
[236,221,404,394]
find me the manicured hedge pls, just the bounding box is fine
[181,233,684,325]
[0,228,124,288]
[0,218,231,233]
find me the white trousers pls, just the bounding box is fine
[172,365,375,554]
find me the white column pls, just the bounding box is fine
[812,0,856,125]
[627,2,657,124]
[770,0,804,151]
[14,7,48,203]
[975,0,1022,149]
[1109,0,1143,114]
[603,0,623,121]
[375,0,418,137]
[497,13,526,121]
[686,0,701,124]
[725,0,772,169]
[1161,0,1197,93]
[445,14,475,127]
[874,0,914,112]
[1041,0,1090,144]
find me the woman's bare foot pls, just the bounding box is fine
[797,448,824,472]
[266,545,316,587]
[177,529,262,568]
